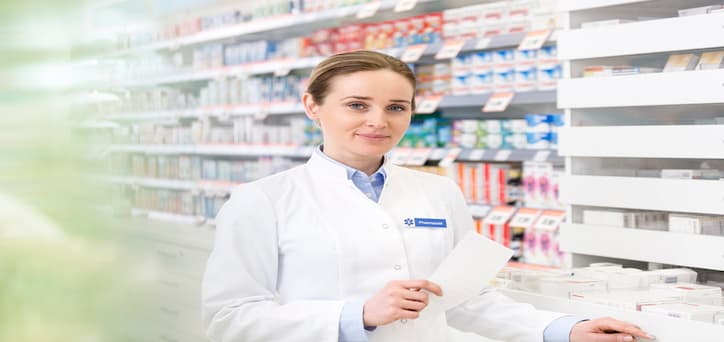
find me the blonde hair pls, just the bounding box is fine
[306,50,416,110]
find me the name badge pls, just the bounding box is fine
[404,217,447,229]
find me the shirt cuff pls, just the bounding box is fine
[543,315,589,342]
[338,301,369,342]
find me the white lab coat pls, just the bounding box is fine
[202,152,565,342]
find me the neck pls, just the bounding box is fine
[321,145,384,176]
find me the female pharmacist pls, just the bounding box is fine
[202,50,653,342]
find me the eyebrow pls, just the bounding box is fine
[340,96,411,104]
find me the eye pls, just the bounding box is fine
[347,102,367,110]
[387,104,407,112]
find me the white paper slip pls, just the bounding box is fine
[423,232,513,318]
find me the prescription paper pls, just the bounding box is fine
[424,232,513,318]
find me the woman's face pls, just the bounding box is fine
[304,69,413,161]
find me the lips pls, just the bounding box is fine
[356,133,390,139]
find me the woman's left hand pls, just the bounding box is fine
[570,317,655,342]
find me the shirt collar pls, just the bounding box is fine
[313,145,388,182]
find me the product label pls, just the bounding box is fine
[357,1,381,19]
[533,210,566,231]
[416,95,444,114]
[407,148,432,166]
[494,150,512,161]
[394,0,417,12]
[438,148,462,167]
[476,38,492,50]
[518,29,552,51]
[468,203,492,218]
[389,147,412,165]
[510,208,542,228]
[401,44,428,63]
[483,206,516,226]
[483,92,514,112]
[534,150,551,162]
[435,39,466,60]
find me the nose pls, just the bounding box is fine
[365,108,387,128]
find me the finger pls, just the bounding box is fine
[589,333,636,342]
[398,309,420,319]
[402,289,429,304]
[399,299,426,311]
[597,319,653,340]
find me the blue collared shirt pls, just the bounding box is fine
[315,146,582,342]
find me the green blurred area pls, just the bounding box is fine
[0,1,154,340]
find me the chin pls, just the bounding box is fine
[353,143,394,157]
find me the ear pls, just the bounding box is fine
[302,93,319,121]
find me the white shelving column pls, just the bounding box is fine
[541,1,724,339]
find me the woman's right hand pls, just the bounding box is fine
[362,279,443,327]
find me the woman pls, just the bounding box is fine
[202,50,653,342]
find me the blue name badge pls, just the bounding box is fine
[405,217,447,229]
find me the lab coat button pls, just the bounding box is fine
[381,223,389,229]
[393,264,401,270]
[400,319,408,324]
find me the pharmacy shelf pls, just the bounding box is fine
[102,176,240,193]
[558,69,724,108]
[119,216,215,253]
[559,223,724,271]
[102,102,306,121]
[118,56,324,88]
[109,0,440,56]
[456,148,562,164]
[560,176,724,215]
[559,12,724,60]
[107,144,312,158]
[103,90,556,121]
[499,288,724,341]
[131,208,206,226]
[103,176,196,191]
[557,0,649,11]
[558,125,724,159]
[115,29,557,89]
[440,91,557,108]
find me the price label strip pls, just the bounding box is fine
[438,148,462,168]
[482,92,515,113]
[416,95,444,114]
[533,150,551,162]
[482,206,516,226]
[475,38,492,50]
[468,149,486,161]
[428,148,449,161]
[273,59,293,77]
[390,147,412,165]
[357,1,381,19]
[509,208,542,229]
[394,0,417,12]
[533,210,566,231]
[494,150,512,161]
[400,44,428,63]
[518,29,552,51]
[407,148,432,166]
[435,39,466,60]
[468,203,492,218]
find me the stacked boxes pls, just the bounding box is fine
[451,119,527,149]
[415,63,452,97]
[450,47,560,95]
[399,117,451,148]
[525,113,563,149]
[442,0,560,40]
[522,161,564,209]
[452,162,522,206]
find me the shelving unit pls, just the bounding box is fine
[556,2,724,337]
[559,224,724,271]
[500,288,724,341]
